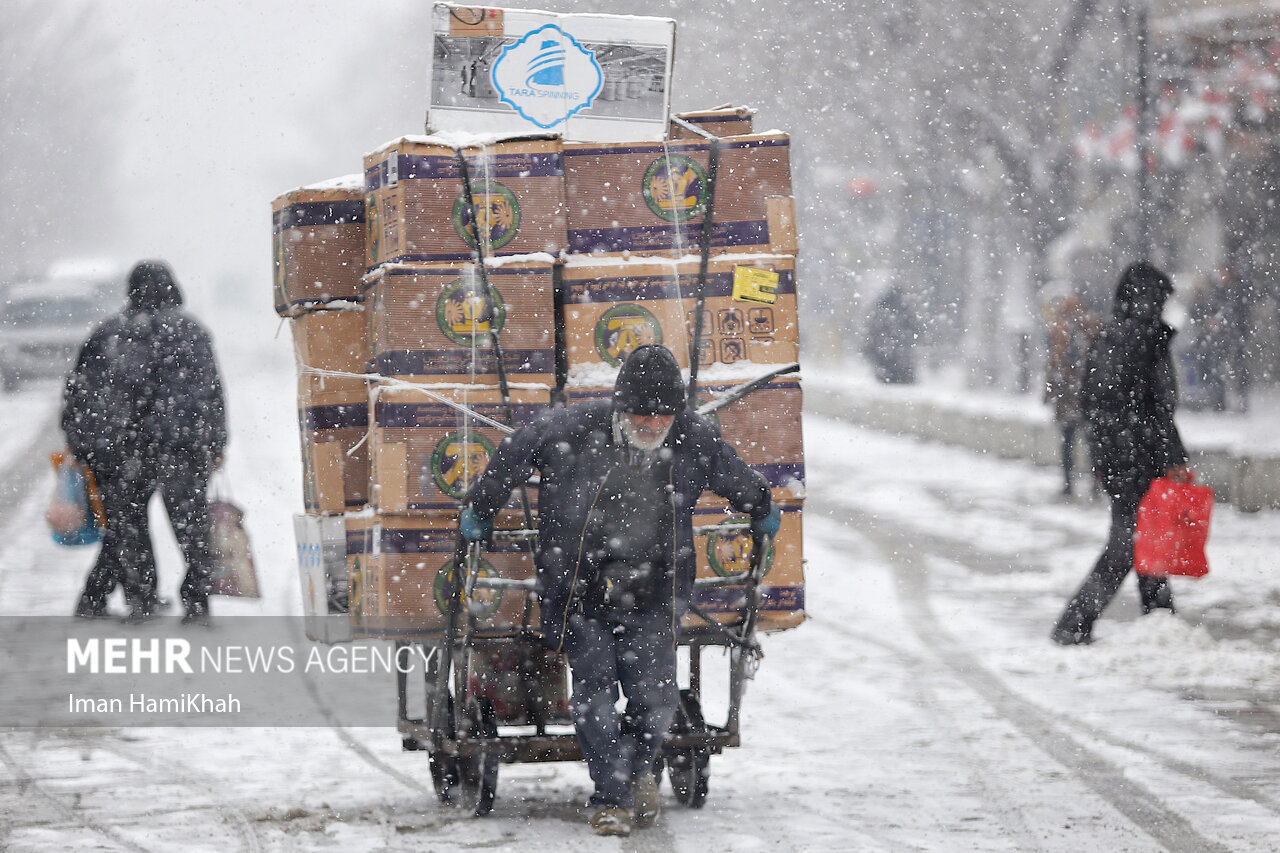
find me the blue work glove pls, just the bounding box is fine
[459,506,492,542]
[751,502,781,540]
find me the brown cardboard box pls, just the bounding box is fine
[564,132,794,257]
[346,510,539,638]
[363,136,567,267]
[561,254,799,371]
[297,374,370,514]
[364,260,557,385]
[684,502,805,634]
[669,106,755,139]
[290,309,369,376]
[566,373,803,507]
[272,180,366,316]
[369,384,549,514]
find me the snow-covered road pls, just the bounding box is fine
[1,334,1278,851]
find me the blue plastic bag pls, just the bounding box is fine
[46,451,104,547]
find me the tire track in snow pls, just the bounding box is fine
[0,739,155,853]
[829,500,1238,853]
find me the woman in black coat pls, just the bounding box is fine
[1051,263,1191,645]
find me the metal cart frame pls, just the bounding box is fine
[395,522,773,815]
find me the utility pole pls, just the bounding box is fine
[1135,2,1154,260]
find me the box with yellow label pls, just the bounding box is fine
[561,254,798,373]
[363,136,567,268]
[346,510,539,638]
[364,260,556,385]
[369,384,549,514]
[272,179,366,316]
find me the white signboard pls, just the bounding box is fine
[428,4,676,142]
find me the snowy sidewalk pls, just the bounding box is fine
[806,364,1280,511]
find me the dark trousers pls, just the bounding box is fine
[78,449,215,613]
[563,611,678,808]
[1060,422,1078,492]
[1053,487,1173,641]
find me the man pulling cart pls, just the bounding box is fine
[458,344,780,836]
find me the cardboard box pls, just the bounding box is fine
[272,179,366,316]
[561,254,799,371]
[369,384,549,514]
[291,309,369,376]
[364,260,556,385]
[685,502,805,634]
[566,373,803,506]
[298,374,370,513]
[346,511,539,638]
[363,136,567,267]
[564,132,794,257]
[669,106,755,139]
[294,513,355,644]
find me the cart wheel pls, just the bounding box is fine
[667,690,710,808]
[456,697,499,816]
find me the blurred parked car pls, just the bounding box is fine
[0,272,117,392]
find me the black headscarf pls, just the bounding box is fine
[127,261,184,313]
[1112,262,1172,325]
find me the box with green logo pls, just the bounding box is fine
[561,254,799,374]
[368,383,548,515]
[363,259,557,386]
[346,511,539,638]
[686,502,805,634]
[563,131,795,258]
[362,135,568,268]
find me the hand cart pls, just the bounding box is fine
[395,521,774,816]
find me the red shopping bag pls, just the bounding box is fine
[1134,476,1213,578]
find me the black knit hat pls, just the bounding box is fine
[127,260,184,312]
[613,345,686,415]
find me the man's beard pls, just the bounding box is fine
[617,413,672,451]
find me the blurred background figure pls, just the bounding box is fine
[862,284,919,384]
[62,260,227,626]
[1044,291,1102,497]
[1052,263,1191,646]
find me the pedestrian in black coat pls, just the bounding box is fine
[461,345,778,835]
[63,261,227,625]
[1051,262,1191,645]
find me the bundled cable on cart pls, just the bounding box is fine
[668,115,722,405]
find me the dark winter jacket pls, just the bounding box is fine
[61,263,227,471]
[467,400,772,649]
[1081,264,1187,500]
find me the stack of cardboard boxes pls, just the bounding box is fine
[279,106,804,645]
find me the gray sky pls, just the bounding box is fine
[98,1,428,319]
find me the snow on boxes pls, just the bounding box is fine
[272,177,366,316]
